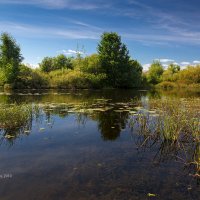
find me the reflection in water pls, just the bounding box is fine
[93,110,128,140]
[0,89,199,200]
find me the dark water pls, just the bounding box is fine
[0,89,199,200]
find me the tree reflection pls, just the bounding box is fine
[92,110,129,141]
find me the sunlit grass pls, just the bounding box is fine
[0,104,32,129]
[130,98,200,178]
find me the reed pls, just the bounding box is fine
[130,98,200,178]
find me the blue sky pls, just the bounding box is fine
[0,0,200,70]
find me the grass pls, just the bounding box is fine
[130,98,200,178]
[0,104,39,141]
[0,104,32,129]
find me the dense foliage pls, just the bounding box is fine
[0,32,199,89]
[146,61,164,84]
[0,33,23,85]
[98,32,142,88]
[39,54,73,72]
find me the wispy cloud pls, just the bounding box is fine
[180,62,190,65]
[122,32,200,45]
[120,1,200,46]
[155,59,174,63]
[0,0,108,10]
[0,21,101,39]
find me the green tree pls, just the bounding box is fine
[39,57,54,72]
[147,61,164,84]
[162,64,180,82]
[78,54,102,74]
[0,32,23,84]
[54,54,73,71]
[39,54,73,72]
[128,60,143,87]
[97,32,132,87]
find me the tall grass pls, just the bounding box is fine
[0,104,32,129]
[130,98,200,178]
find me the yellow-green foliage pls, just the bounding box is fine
[157,65,200,88]
[16,64,49,89]
[176,65,200,84]
[48,69,107,89]
[0,104,32,129]
[133,98,200,141]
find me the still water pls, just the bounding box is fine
[0,89,199,200]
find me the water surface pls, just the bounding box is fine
[0,89,199,200]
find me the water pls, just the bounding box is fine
[0,89,199,200]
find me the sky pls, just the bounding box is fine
[0,0,200,70]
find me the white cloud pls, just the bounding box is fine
[61,49,84,55]
[193,60,200,64]
[160,59,174,63]
[162,64,169,68]
[180,62,190,65]
[143,63,151,71]
[154,58,174,63]
[24,63,39,69]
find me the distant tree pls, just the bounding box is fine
[79,54,102,74]
[54,54,73,70]
[162,64,180,82]
[97,32,132,87]
[0,32,23,84]
[128,60,143,87]
[147,61,164,84]
[39,54,73,72]
[39,57,54,72]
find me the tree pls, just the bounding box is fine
[54,54,73,71]
[162,64,180,82]
[97,32,132,87]
[0,32,23,84]
[128,60,143,87]
[78,54,102,74]
[147,61,164,84]
[39,57,54,72]
[39,54,73,72]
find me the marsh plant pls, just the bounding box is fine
[0,104,40,142]
[130,98,200,178]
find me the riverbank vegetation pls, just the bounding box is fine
[145,61,200,89]
[0,32,199,90]
[130,98,200,178]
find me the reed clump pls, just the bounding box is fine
[0,104,32,129]
[130,98,200,177]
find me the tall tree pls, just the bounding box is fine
[147,61,164,84]
[0,32,23,84]
[97,32,132,87]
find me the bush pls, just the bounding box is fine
[15,64,49,89]
[49,69,107,89]
[156,81,176,89]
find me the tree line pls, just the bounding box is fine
[0,32,199,89]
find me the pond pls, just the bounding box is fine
[0,89,199,200]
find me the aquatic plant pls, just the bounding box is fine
[0,104,32,129]
[130,98,200,178]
